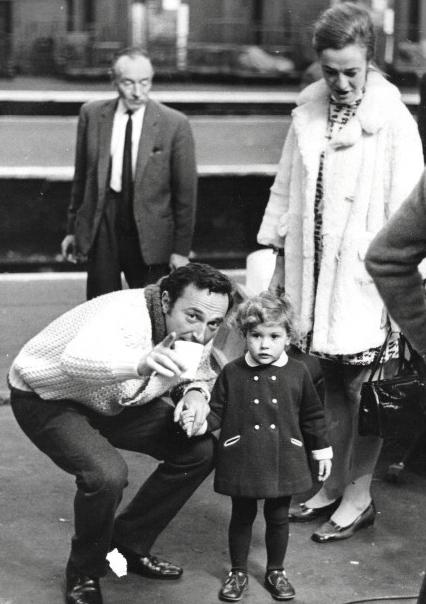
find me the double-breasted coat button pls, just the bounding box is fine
[271,375,277,381]
[271,398,278,404]
[254,424,260,430]
[270,424,276,430]
[253,398,260,404]
[253,376,259,381]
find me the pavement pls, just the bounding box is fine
[1,273,426,604]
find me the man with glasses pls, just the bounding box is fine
[61,47,197,299]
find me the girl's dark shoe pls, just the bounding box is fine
[311,501,376,543]
[289,498,341,523]
[219,570,248,602]
[264,570,295,600]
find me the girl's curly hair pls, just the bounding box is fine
[235,291,295,338]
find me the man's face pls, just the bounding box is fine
[112,55,153,111]
[162,284,229,345]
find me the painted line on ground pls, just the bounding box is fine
[0,89,418,105]
[0,269,246,282]
[0,164,277,180]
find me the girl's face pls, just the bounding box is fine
[319,43,369,104]
[246,322,289,365]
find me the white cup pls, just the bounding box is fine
[174,340,204,379]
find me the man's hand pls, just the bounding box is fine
[137,333,187,378]
[317,459,332,482]
[174,389,209,437]
[169,253,189,271]
[61,234,77,263]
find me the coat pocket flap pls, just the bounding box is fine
[224,435,241,447]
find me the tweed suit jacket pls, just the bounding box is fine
[66,97,197,265]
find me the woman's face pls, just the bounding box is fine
[319,43,369,104]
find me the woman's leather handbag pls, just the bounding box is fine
[358,331,426,438]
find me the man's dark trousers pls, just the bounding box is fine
[86,190,169,300]
[10,388,215,577]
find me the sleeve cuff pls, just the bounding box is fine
[312,446,333,461]
[183,383,211,403]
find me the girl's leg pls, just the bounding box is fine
[264,496,292,571]
[229,497,257,571]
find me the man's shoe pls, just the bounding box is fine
[264,570,295,601]
[65,563,103,604]
[115,544,183,580]
[219,570,248,602]
[288,498,341,523]
[311,501,376,543]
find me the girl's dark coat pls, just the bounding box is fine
[207,356,330,498]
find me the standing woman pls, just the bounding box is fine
[257,2,424,543]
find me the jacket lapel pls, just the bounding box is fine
[97,99,117,201]
[135,99,159,187]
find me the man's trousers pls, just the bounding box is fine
[10,388,215,577]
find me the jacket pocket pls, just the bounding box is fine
[290,437,303,447]
[224,435,241,447]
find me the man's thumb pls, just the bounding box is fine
[162,332,176,348]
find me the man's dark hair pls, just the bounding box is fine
[160,263,234,311]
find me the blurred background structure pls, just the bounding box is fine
[0,0,424,83]
[0,0,425,272]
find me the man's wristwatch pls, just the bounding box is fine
[184,387,210,402]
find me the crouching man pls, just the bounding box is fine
[8,262,233,604]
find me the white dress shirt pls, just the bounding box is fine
[110,99,146,193]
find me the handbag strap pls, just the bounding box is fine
[365,328,392,383]
[399,332,424,378]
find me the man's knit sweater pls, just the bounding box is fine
[8,289,217,415]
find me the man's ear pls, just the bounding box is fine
[161,291,170,314]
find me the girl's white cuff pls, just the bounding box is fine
[312,446,333,461]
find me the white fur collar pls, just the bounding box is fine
[293,70,401,151]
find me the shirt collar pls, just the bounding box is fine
[245,350,288,367]
[116,98,146,116]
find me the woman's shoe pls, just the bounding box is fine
[311,501,376,543]
[289,498,340,523]
[219,570,248,602]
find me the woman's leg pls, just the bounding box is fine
[305,361,378,525]
[321,362,380,527]
[305,360,350,508]
[264,496,292,571]
[228,497,258,571]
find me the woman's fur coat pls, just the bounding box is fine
[258,70,424,355]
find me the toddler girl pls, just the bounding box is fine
[183,291,332,601]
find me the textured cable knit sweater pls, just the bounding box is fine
[8,289,217,415]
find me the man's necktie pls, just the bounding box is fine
[120,109,134,231]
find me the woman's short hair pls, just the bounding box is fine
[235,291,295,337]
[312,2,376,62]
